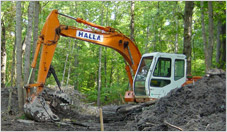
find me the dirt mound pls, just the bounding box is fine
[128,74,226,131]
[1,86,125,131]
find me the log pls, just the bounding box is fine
[101,100,157,122]
[102,105,125,122]
[116,100,157,113]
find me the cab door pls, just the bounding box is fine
[149,57,186,99]
[149,57,172,98]
[133,56,153,96]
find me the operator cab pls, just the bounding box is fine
[133,52,187,100]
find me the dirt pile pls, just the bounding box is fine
[1,86,126,131]
[126,73,226,131]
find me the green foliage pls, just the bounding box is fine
[17,114,28,120]
[86,82,128,105]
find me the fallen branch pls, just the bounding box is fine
[205,124,210,131]
[71,122,89,127]
[117,100,157,113]
[164,120,184,131]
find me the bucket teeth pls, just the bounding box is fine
[24,96,60,122]
[24,88,71,122]
[51,91,71,104]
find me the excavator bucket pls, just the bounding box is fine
[24,89,71,122]
[24,96,60,122]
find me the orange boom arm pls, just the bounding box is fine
[26,10,141,97]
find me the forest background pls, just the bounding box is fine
[1,1,226,107]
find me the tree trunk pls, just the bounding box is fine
[73,41,79,90]
[207,1,214,71]
[104,3,109,89]
[174,1,179,53]
[145,26,149,53]
[8,33,16,114]
[220,17,226,68]
[24,1,35,84]
[16,1,24,112]
[11,35,16,87]
[109,51,115,87]
[216,20,221,68]
[1,19,7,88]
[104,47,107,88]
[24,1,35,104]
[7,85,13,114]
[97,46,102,107]
[153,2,160,52]
[73,2,79,90]
[31,1,40,84]
[97,3,104,107]
[66,43,75,85]
[128,1,135,89]
[130,1,135,42]
[62,54,69,85]
[61,41,70,86]
[183,1,194,75]
[201,1,209,72]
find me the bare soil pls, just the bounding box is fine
[1,86,129,131]
[1,73,226,131]
[125,74,226,131]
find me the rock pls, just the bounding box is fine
[206,68,225,76]
[17,119,34,124]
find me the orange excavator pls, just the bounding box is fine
[24,10,201,121]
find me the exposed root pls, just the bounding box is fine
[164,120,184,131]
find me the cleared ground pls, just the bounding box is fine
[1,73,226,131]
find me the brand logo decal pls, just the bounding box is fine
[76,31,103,42]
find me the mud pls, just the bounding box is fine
[126,74,226,131]
[1,86,128,131]
[1,73,226,131]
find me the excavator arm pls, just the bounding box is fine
[24,10,141,121]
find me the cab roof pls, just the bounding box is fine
[143,52,186,59]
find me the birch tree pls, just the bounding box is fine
[97,2,104,107]
[174,1,179,53]
[1,18,7,88]
[16,1,24,112]
[66,43,75,85]
[31,1,40,84]
[61,41,70,86]
[24,1,35,83]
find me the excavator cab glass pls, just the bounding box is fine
[134,56,153,96]
[150,58,171,87]
[133,52,187,100]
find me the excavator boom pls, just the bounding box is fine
[24,9,199,122]
[24,10,142,121]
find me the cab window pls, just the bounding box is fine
[174,59,185,80]
[153,58,171,77]
[150,79,171,87]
